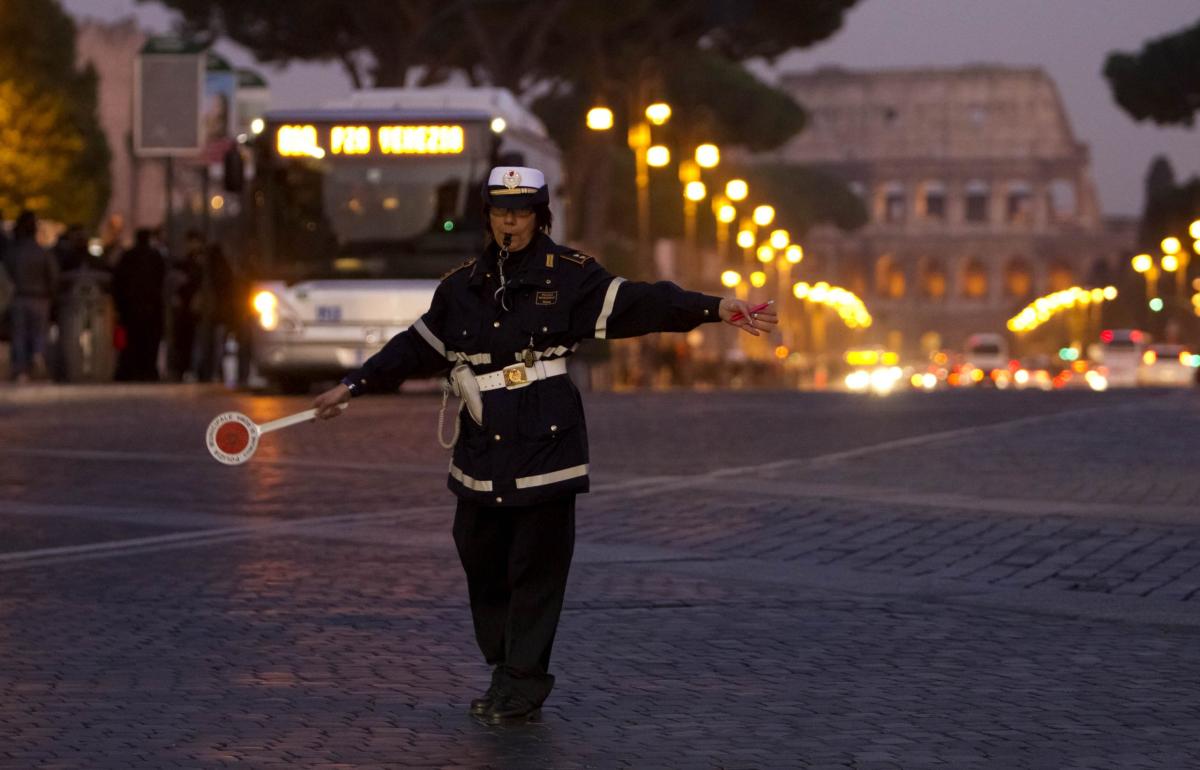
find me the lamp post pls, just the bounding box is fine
[1132,252,1158,300]
[588,102,671,268]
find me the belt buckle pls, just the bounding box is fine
[502,363,530,389]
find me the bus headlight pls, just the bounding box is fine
[253,290,279,331]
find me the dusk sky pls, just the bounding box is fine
[63,0,1199,217]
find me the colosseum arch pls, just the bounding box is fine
[960,257,989,300]
[918,257,948,301]
[1046,260,1074,292]
[1004,257,1034,298]
[875,254,907,299]
[839,258,869,298]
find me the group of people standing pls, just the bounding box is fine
[0,209,237,384]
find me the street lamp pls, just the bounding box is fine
[736,229,755,249]
[756,245,775,264]
[752,205,775,227]
[1132,252,1159,308]
[1190,219,1200,240]
[645,102,671,126]
[586,107,613,131]
[646,145,671,167]
[769,229,789,250]
[750,271,767,288]
[695,144,720,169]
[725,179,748,202]
[1162,236,1182,255]
[721,270,742,288]
[785,244,803,264]
[1163,254,1180,273]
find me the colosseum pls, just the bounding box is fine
[765,65,1135,356]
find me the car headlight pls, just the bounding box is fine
[253,290,279,331]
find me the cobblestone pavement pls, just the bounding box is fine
[1,384,1199,769]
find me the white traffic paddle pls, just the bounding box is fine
[205,404,346,465]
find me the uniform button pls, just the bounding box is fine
[494,434,501,441]
[495,496,503,504]
[462,330,468,336]
[550,425,557,432]
[703,309,710,316]
[545,279,552,285]
[493,321,501,328]
[542,326,548,332]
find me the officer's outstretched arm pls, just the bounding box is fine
[569,260,723,340]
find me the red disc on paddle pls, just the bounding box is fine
[205,411,260,465]
[216,421,251,454]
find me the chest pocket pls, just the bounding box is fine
[518,300,571,343]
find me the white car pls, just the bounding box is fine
[1138,344,1195,387]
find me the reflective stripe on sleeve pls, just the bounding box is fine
[594,277,625,339]
[412,317,446,357]
[449,462,494,492]
[515,463,589,489]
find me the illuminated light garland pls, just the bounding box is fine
[1007,286,1118,333]
[792,281,872,329]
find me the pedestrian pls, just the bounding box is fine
[194,242,235,382]
[111,228,165,381]
[311,166,777,724]
[3,211,58,382]
[166,230,204,381]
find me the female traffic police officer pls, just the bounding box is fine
[312,166,778,724]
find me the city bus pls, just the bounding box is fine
[247,88,565,393]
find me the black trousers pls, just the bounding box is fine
[452,495,575,705]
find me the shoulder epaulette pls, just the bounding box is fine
[440,258,476,280]
[559,251,593,266]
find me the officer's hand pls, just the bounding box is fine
[720,298,779,337]
[312,384,351,420]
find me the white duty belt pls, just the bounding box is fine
[474,358,569,391]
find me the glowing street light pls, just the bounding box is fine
[725,179,748,202]
[1190,220,1200,240]
[756,245,775,263]
[752,205,775,227]
[721,270,742,288]
[684,181,707,202]
[769,229,789,250]
[1132,253,1153,273]
[750,271,767,288]
[785,244,804,264]
[646,145,671,167]
[645,102,671,126]
[1162,254,1180,272]
[586,107,613,131]
[736,229,755,249]
[716,203,737,223]
[695,143,720,169]
[250,117,265,135]
[1162,236,1182,255]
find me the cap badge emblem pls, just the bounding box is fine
[503,169,521,189]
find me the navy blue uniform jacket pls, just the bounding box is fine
[342,233,723,507]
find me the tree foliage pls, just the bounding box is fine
[142,0,863,245]
[1104,18,1200,127]
[0,0,111,225]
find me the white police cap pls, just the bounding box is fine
[484,166,549,208]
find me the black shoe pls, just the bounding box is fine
[469,684,503,716]
[483,693,541,725]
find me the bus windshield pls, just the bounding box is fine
[261,153,489,282]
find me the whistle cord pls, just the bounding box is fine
[437,381,463,449]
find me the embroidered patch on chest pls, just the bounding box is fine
[535,291,558,306]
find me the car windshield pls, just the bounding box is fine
[259,147,491,282]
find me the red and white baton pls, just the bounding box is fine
[205,404,346,465]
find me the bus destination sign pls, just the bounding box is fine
[275,124,465,158]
